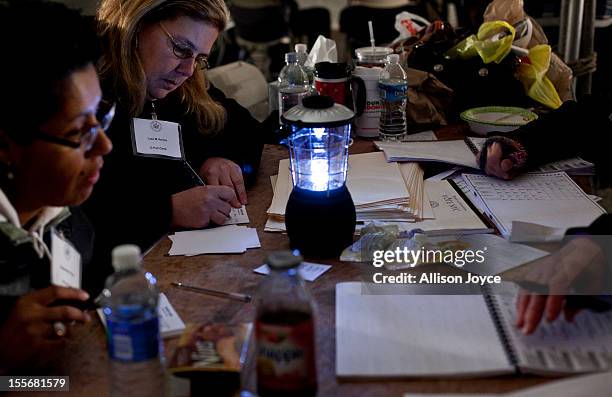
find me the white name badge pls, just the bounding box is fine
[132,118,184,159]
[51,230,82,289]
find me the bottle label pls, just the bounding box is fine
[107,316,160,362]
[256,319,316,392]
[378,82,408,102]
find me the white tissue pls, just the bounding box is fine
[305,35,337,67]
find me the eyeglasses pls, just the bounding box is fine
[159,22,209,70]
[34,100,115,152]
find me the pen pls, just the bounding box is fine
[171,282,252,303]
[183,160,205,186]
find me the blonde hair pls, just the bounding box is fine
[97,0,229,133]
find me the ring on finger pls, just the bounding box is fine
[53,321,67,337]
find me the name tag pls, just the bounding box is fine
[51,230,82,289]
[131,118,184,160]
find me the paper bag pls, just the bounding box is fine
[405,67,454,126]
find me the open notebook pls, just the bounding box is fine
[461,172,606,238]
[336,282,612,379]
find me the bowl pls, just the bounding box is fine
[460,106,538,136]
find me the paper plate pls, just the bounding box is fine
[460,106,538,135]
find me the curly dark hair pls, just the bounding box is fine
[0,0,100,143]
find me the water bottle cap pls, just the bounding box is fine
[112,244,141,271]
[285,52,298,63]
[266,250,303,270]
[295,43,307,53]
[387,54,400,63]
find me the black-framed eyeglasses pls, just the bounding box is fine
[33,100,115,152]
[159,22,209,70]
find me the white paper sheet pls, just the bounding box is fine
[454,234,548,276]
[169,225,261,256]
[336,282,513,378]
[253,262,331,282]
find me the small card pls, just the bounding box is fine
[223,206,250,225]
[51,230,82,289]
[254,262,332,282]
[132,118,184,159]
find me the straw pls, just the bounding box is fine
[368,20,375,53]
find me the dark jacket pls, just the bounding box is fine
[492,95,612,184]
[81,85,264,295]
[0,206,94,323]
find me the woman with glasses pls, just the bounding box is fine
[0,2,112,370]
[84,0,264,293]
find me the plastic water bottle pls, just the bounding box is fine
[295,43,308,67]
[102,245,165,397]
[294,43,314,91]
[378,54,408,141]
[278,52,310,125]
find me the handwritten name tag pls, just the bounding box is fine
[132,118,184,159]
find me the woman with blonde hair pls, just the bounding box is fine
[84,0,264,291]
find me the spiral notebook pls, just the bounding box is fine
[461,172,606,238]
[336,282,612,379]
[375,137,486,168]
[376,137,594,174]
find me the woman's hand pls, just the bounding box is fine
[171,185,239,229]
[515,237,606,334]
[0,286,91,369]
[478,142,515,179]
[476,137,528,180]
[199,157,247,207]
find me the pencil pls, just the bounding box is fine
[171,282,252,303]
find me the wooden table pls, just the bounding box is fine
[13,141,562,397]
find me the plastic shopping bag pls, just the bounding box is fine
[445,21,516,64]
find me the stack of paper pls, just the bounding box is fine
[168,225,261,255]
[265,152,427,232]
[355,180,492,236]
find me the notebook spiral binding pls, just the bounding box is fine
[482,284,520,372]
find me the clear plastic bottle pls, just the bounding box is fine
[278,52,310,125]
[294,43,314,91]
[255,251,317,397]
[378,54,408,141]
[102,245,165,397]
